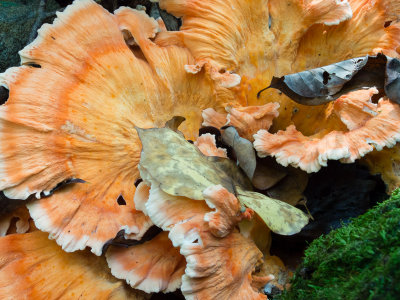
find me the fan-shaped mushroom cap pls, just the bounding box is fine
[333,88,380,130]
[141,181,270,298]
[226,104,280,141]
[203,184,252,238]
[145,185,210,231]
[169,216,269,300]
[0,231,148,299]
[158,0,351,78]
[202,108,227,129]
[0,0,236,255]
[194,134,227,158]
[159,0,399,147]
[203,103,280,141]
[106,232,186,293]
[254,89,400,173]
[158,0,400,193]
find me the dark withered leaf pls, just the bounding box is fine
[0,192,24,218]
[258,54,400,105]
[42,178,86,197]
[266,167,308,206]
[385,57,400,102]
[252,157,287,190]
[221,126,256,180]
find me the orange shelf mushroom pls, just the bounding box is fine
[141,183,272,299]
[106,232,186,293]
[253,89,400,173]
[0,0,237,255]
[0,231,148,299]
[0,205,30,236]
[203,103,280,141]
[194,133,228,158]
[0,0,399,299]
[162,0,400,188]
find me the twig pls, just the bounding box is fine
[28,0,47,43]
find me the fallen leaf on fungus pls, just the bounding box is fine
[237,188,309,236]
[221,126,257,180]
[266,167,309,207]
[258,54,400,105]
[251,157,288,191]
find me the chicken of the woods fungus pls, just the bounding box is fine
[0,0,399,299]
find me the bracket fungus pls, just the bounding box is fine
[0,231,148,299]
[0,0,399,299]
[253,88,400,173]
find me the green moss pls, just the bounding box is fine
[279,189,400,300]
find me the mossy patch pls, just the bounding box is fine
[279,189,400,300]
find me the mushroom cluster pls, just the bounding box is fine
[0,0,399,299]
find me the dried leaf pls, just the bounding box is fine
[221,126,257,179]
[237,188,309,235]
[258,54,400,105]
[385,57,400,103]
[164,116,186,133]
[252,157,287,191]
[137,127,250,200]
[266,167,308,206]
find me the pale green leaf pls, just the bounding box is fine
[237,188,309,235]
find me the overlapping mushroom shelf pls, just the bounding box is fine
[0,0,398,299]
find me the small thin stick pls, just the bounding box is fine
[28,0,47,43]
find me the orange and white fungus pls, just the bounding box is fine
[0,0,237,256]
[160,0,400,188]
[0,231,148,299]
[0,0,399,299]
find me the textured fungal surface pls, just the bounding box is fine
[106,232,186,293]
[0,0,234,255]
[0,0,399,299]
[0,231,148,299]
